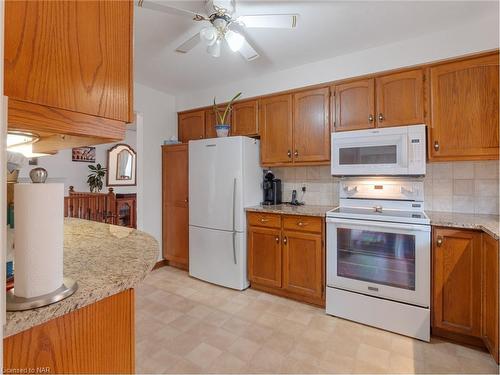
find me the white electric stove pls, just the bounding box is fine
[326,178,431,341]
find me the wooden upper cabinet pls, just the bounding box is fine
[282,230,323,299]
[4,0,133,123]
[429,53,499,161]
[248,226,282,287]
[293,87,330,163]
[432,228,482,337]
[482,233,499,363]
[178,110,205,143]
[232,100,259,136]
[333,79,375,131]
[259,94,293,165]
[162,144,189,269]
[375,69,424,128]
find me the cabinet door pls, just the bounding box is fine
[429,53,499,160]
[259,94,293,165]
[282,230,323,299]
[4,0,133,122]
[293,87,330,162]
[162,144,189,268]
[232,100,258,136]
[248,226,282,287]
[376,69,424,128]
[178,110,205,143]
[333,79,375,131]
[432,228,482,337]
[482,234,499,363]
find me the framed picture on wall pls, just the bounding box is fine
[72,147,96,162]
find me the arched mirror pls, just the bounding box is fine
[107,144,136,186]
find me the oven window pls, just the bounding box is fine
[337,228,415,290]
[339,145,397,165]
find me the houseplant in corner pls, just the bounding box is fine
[87,163,107,193]
[213,92,242,137]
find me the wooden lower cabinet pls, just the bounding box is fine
[432,227,499,363]
[247,212,324,306]
[482,233,499,363]
[4,290,135,374]
[248,227,282,287]
[162,144,189,270]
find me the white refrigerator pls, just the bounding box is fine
[188,136,261,290]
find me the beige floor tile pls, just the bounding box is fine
[185,342,223,369]
[228,336,261,362]
[136,266,497,375]
[207,352,247,373]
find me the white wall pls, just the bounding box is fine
[134,83,177,260]
[176,12,499,110]
[18,130,137,194]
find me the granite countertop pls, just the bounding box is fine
[426,210,500,240]
[246,204,335,217]
[5,218,158,338]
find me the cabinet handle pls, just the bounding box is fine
[368,114,374,122]
[283,236,287,245]
[287,150,292,158]
[436,236,443,247]
[434,141,440,151]
[294,150,299,157]
[275,236,280,244]
[260,218,269,223]
[378,113,384,122]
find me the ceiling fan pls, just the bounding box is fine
[136,0,298,61]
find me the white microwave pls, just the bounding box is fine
[331,124,426,176]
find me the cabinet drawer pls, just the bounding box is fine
[247,212,281,228]
[283,215,323,233]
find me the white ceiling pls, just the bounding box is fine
[134,1,498,95]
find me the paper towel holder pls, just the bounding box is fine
[6,277,78,311]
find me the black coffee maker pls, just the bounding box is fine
[262,170,282,205]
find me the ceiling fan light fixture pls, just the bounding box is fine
[207,38,221,57]
[200,26,218,46]
[225,29,245,52]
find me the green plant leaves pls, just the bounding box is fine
[213,92,242,125]
[87,163,107,192]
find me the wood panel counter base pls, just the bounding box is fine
[4,289,135,374]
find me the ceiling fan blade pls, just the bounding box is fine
[175,33,201,53]
[237,14,298,29]
[136,0,207,20]
[238,38,259,61]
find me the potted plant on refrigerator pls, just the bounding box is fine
[213,92,242,137]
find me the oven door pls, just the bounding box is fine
[331,133,408,175]
[326,217,430,307]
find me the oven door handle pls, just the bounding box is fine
[326,217,430,232]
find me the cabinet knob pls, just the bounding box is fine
[275,236,280,243]
[199,136,203,139]
[294,150,299,157]
[283,236,287,245]
[434,141,440,151]
[436,236,443,247]
[297,221,308,227]
[185,198,188,203]
[378,113,384,121]
[368,114,374,122]
[260,218,269,223]
[287,150,292,158]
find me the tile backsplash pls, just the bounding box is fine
[270,160,499,215]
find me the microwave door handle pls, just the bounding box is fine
[326,217,430,232]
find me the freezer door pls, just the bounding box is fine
[189,225,249,290]
[189,138,244,231]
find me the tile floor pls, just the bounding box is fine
[136,266,499,374]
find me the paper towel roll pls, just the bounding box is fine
[14,183,64,298]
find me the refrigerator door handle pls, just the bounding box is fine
[232,177,237,265]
